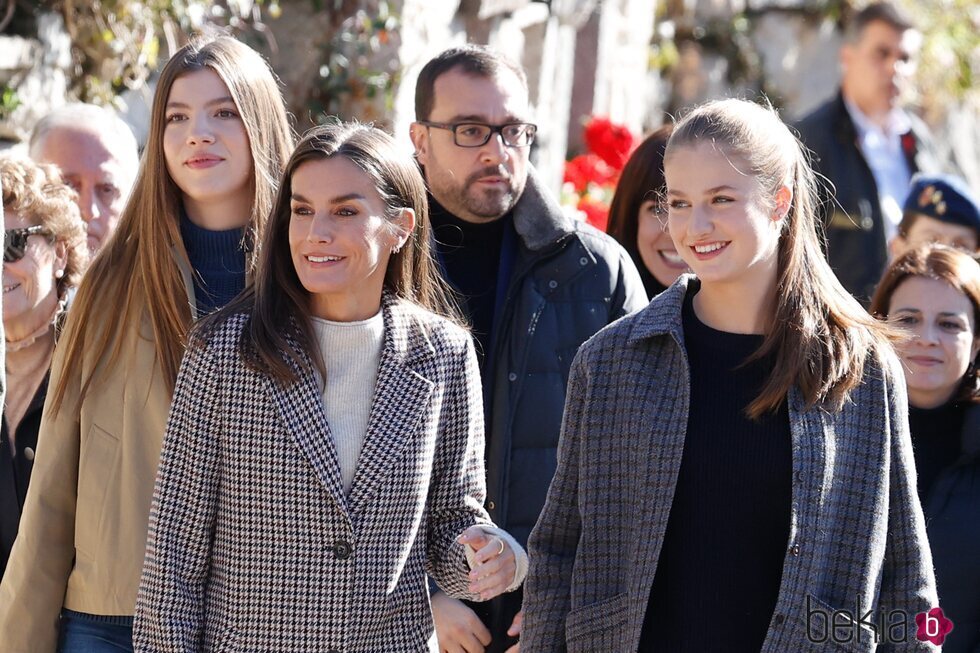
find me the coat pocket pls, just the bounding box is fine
[75,423,120,557]
[564,592,631,650]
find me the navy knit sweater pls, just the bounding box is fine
[180,213,247,316]
[639,291,792,652]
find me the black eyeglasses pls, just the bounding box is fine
[418,121,537,148]
[4,225,50,263]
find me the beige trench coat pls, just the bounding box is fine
[0,254,198,652]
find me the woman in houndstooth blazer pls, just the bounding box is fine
[134,123,527,652]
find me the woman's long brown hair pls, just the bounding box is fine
[668,99,898,417]
[870,244,980,403]
[199,122,462,384]
[51,36,294,406]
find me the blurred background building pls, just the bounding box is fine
[0,0,977,193]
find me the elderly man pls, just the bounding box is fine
[411,45,645,653]
[29,103,138,254]
[796,2,942,303]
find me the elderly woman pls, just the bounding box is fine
[1,157,87,580]
[871,244,980,653]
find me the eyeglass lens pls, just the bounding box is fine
[455,123,536,147]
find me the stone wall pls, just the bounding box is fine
[3,1,976,192]
[0,13,71,146]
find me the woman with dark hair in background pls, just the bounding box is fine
[606,125,687,299]
[1,158,87,581]
[0,36,293,652]
[135,123,526,652]
[871,244,980,653]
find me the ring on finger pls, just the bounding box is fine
[495,537,505,556]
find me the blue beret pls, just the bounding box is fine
[904,174,980,233]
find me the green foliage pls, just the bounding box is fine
[307,0,401,125]
[38,0,280,106]
[0,86,21,120]
[650,0,978,118]
[649,3,759,87]
[898,0,980,106]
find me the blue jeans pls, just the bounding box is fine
[58,610,134,653]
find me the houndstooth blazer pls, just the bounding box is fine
[134,294,494,653]
[522,276,939,653]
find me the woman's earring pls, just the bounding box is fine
[392,243,402,254]
[55,269,65,279]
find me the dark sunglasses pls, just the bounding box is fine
[4,225,50,263]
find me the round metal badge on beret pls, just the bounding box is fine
[905,174,980,232]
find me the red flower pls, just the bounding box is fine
[900,131,917,160]
[577,197,609,231]
[564,153,616,192]
[584,116,635,171]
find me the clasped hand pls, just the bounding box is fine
[458,526,517,601]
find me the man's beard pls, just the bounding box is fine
[438,166,524,221]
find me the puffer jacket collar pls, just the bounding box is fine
[512,166,578,252]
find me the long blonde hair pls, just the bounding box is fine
[52,36,294,405]
[668,99,896,416]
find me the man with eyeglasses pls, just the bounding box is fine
[411,45,645,653]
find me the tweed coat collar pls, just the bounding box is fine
[265,291,437,520]
[627,273,696,344]
[627,274,816,412]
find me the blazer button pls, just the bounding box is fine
[548,280,558,289]
[793,470,804,483]
[789,543,801,556]
[24,447,35,461]
[508,372,517,382]
[773,613,786,626]
[487,500,496,511]
[333,540,353,560]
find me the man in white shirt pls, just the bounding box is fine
[796,2,942,303]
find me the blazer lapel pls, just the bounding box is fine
[266,354,349,514]
[347,298,435,517]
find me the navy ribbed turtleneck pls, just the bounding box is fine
[179,212,247,316]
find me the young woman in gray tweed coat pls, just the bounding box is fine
[134,123,527,652]
[523,99,939,653]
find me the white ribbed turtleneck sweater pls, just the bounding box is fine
[311,310,385,494]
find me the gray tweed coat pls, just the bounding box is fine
[522,276,939,653]
[134,296,494,652]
